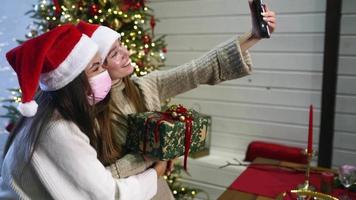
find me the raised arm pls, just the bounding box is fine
[135,35,253,102]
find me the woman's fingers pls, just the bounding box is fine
[267,22,276,31]
[165,160,172,175]
[261,12,276,24]
[263,16,276,24]
[261,10,276,33]
[261,11,275,18]
[165,158,179,175]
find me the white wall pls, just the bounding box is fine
[150,0,332,198]
[333,0,356,166]
[152,0,327,153]
[152,0,328,155]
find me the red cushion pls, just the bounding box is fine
[244,141,308,164]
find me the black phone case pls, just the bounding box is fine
[252,0,270,38]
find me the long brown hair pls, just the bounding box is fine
[94,93,121,165]
[95,50,147,162]
[94,76,146,163]
[3,72,98,169]
[123,76,146,113]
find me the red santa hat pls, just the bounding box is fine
[76,21,120,61]
[6,24,98,117]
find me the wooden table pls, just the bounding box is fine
[217,158,335,200]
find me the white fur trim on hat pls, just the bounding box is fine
[39,34,98,91]
[18,100,38,117]
[91,26,120,61]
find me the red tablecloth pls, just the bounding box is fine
[229,164,356,199]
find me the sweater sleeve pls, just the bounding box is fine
[134,35,253,102]
[32,120,157,200]
[107,153,154,178]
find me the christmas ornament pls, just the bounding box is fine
[135,2,142,9]
[144,48,149,54]
[77,1,84,11]
[136,61,144,68]
[179,115,186,122]
[52,0,61,15]
[122,17,131,23]
[99,0,107,6]
[122,1,131,10]
[150,15,156,36]
[140,0,145,8]
[89,4,99,16]
[142,35,151,44]
[112,19,122,30]
[171,112,178,118]
[122,0,142,12]
[162,47,167,53]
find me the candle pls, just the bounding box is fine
[307,104,313,154]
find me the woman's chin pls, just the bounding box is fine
[126,64,134,74]
[109,64,134,79]
[120,64,134,77]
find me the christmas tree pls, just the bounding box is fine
[1,0,205,199]
[26,0,167,76]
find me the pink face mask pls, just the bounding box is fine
[87,70,112,105]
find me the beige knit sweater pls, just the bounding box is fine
[107,35,253,199]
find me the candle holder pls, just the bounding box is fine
[297,149,316,191]
[279,149,340,200]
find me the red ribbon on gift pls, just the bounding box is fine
[184,118,193,171]
[143,105,193,171]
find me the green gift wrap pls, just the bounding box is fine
[126,109,209,162]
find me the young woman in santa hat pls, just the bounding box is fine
[0,24,166,200]
[76,1,276,199]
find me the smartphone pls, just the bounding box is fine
[252,0,270,38]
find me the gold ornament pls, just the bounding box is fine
[171,112,178,118]
[99,0,107,6]
[112,19,122,30]
[170,105,178,110]
[179,115,186,121]
[122,17,131,23]
[164,98,171,105]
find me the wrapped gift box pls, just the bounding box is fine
[126,107,209,162]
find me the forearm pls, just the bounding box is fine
[107,153,154,178]
[239,31,262,52]
[138,35,253,101]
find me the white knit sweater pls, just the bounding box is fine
[0,116,158,200]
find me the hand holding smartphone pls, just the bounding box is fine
[252,0,271,38]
